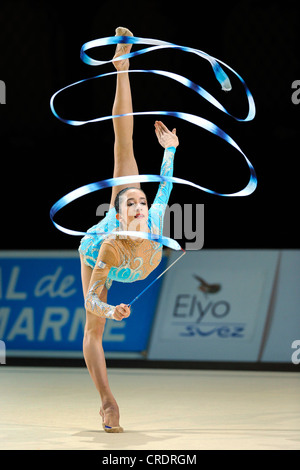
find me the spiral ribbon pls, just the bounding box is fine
[50,35,257,250]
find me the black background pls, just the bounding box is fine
[1,0,299,251]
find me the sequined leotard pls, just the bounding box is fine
[79,146,176,318]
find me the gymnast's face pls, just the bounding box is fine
[117,188,149,232]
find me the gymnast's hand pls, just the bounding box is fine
[154,121,179,149]
[113,303,131,321]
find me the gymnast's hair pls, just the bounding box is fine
[114,187,146,213]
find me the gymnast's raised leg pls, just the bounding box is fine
[109,26,140,208]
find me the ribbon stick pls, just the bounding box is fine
[128,248,186,307]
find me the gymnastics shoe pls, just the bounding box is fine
[115,26,133,55]
[100,408,124,433]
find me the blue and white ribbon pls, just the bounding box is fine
[50,35,257,250]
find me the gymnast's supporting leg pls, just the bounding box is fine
[81,257,122,430]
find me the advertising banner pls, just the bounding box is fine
[148,250,280,361]
[260,250,300,363]
[0,251,166,358]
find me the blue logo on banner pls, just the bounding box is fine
[0,253,166,356]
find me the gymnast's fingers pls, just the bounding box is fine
[154,121,163,135]
[158,121,170,133]
[113,306,124,321]
[120,303,131,318]
[114,304,130,320]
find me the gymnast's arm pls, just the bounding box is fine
[150,121,179,224]
[85,243,130,321]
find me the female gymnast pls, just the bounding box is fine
[79,27,179,432]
